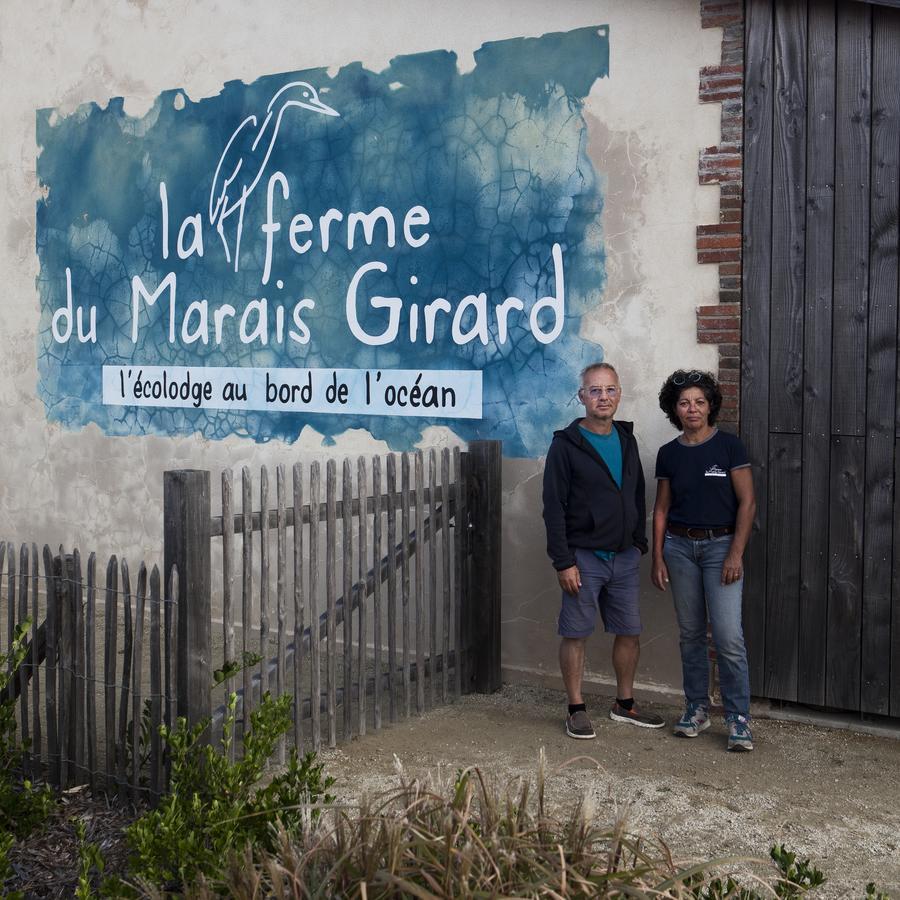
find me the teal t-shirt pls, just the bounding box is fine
[580,426,622,561]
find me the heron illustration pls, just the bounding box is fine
[208,81,339,270]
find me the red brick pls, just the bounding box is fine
[698,303,741,316]
[698,248,740,264]
[698,235,742,253]
[719,289,742,304]
[718,368,740,382]
[698,330,741,344]
[719,382,739,397]
[715,343,741,357]
[698,316,740,331]
[698,221,741,235]
[719,262,741,276]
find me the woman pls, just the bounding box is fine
[651,370,756,751]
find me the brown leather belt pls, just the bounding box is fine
[667,524,735,540]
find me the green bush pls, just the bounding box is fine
[0,619,54,890]
[122,690,334,890]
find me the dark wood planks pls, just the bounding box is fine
[742,0,775,694]
[798,0,836,707]
[892,440,900,717]
[860,3,900,715]
[826,436,865,710]
[831,0,871,436]
[769,0,808,433]
[764,435,802,700]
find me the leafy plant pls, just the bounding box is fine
[73,817,105,900]
[122,690,333,890]
[0,620,54,895]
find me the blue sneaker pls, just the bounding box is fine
[673,704,710,738]
[726,715,754,752]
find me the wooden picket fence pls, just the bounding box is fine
[0,440,501,800]
[0,544,178,804]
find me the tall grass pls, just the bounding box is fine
[169,751,789,899]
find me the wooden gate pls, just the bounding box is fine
[743,0,900,716]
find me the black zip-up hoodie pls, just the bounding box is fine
[542,418,648,571]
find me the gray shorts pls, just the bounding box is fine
[558,546,642,638]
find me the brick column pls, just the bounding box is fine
[697,0,744,428]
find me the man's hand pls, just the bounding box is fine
[721,551,743,585]
[651,556,669,592]
[557,565,581,597]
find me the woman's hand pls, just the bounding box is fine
[721,551,744,585]
[651,556,669,591]
[557,565,581,597]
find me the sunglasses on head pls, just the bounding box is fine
[672,370,703,386]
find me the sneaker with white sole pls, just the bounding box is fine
[565,709,596,739]
[726,715,754,752]
[673,703,711,738]
[609,702,665,729]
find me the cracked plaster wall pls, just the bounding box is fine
[0,0,722,693]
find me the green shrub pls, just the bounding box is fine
[122,690,334,890]
[0,619,54,891]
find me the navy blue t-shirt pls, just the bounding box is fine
[654,429,750,527]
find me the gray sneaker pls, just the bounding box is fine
[673,704,711,738]
[609,702,665,729]
[726,715,754,752]
[565,709,596,739]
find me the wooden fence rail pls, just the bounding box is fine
[172,441,501,753]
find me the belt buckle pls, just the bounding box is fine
[688,527,709,540]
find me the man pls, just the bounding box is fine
[542,362,664,738]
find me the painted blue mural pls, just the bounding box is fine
[36,27,609,457]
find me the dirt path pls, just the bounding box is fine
[320,683,900,898]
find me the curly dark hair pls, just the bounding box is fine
[658,369,722,430]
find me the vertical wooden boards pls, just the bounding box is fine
[372,456,383,730]
[325,459,337,747]
[292,462,305,751]
[861,3,900,715]
[308,462,321,751]
[385,454,398,721]
[276,464,287,763]
[131,564,147,802]
[770,0,807,433]
[103,555,117,792]
[892,439,900,717]
[826,436,864,710]
[799,0,836,707]
[831,0,871,436]
[241,467,253,725]
[259,466,270,696]
[221,470,235,703]
[357,456,367,737]
[30,544,40,772]
[742,0,775,694]
[401,453,411,717]
[341,458,353,740]
[149,565,162,800]
[441,449,451,704]
[764,434,802,700]
[414,451,425,715]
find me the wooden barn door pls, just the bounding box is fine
[742,0,900,717]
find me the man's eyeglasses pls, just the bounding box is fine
[672,370,703,386]
[579,386,619,400]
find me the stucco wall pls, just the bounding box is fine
[0,0,722,696]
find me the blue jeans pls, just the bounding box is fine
[663,533,750,719]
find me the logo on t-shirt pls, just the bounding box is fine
[704,464,728,478]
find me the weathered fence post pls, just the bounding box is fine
[163,470,211,727]
[462,440,502,694]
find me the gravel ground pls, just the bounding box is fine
[319,682,900,898]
